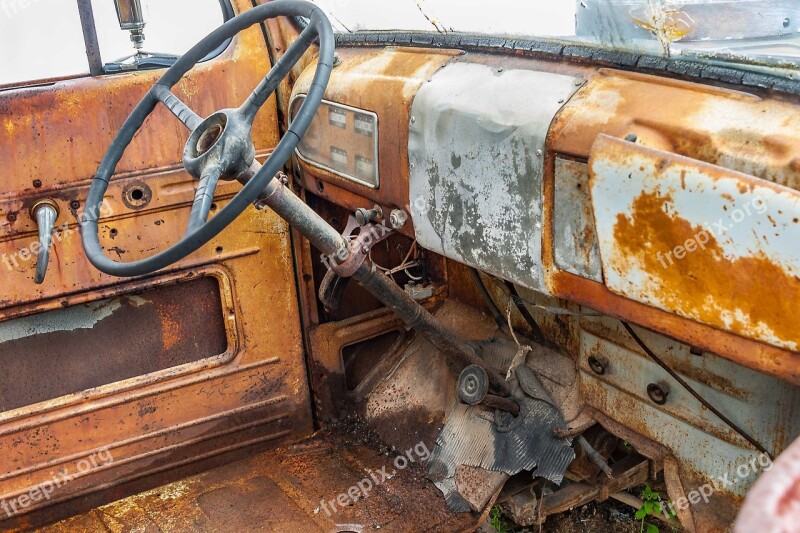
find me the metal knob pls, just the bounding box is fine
[31,200,59,285]
[354,205,382,226]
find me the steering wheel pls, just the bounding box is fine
[81,0,333,277]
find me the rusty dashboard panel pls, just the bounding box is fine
[291,47,456,236]
[408,62,583,291]
[589,135,800,352]
[290,96,380,188]
[546,68,800,383]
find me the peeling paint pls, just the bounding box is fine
[0,299,132,344]
[409,62,582,291]
[590,135,800,350]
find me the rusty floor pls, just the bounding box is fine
[38,425,478,533]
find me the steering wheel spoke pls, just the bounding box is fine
[187,164,222,234]
[152,84,203,131]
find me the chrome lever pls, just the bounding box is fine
[31,200,59,285]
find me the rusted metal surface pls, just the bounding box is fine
[408,62,583,292]
[553,157,603,282]
[532,454,649,525]
[545,67,800,383]
[0,1,315,525]
[291,47,457,240]
[578,315,800,530]
[735,434,800,532]
[551,69,800,192]
[0,276,227,412]
[569,425,619,481]
[590,134,800,352]
[38,424,480,533]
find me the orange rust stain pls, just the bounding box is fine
[157,302,182,351]
[613,191,800,349]
[382,48,450,78]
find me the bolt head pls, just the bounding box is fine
[389,209,408,230]
[647,383,669,405]
[588,356,606,375]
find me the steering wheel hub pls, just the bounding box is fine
[183,109,255,182]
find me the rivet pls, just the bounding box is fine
[410,116,416,123]
[536,149,543,157]
[784,17,791,28]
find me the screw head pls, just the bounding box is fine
[32,180,42,188]
[647,383,669,405]
[6,213,17,222]
[70,200,81,210]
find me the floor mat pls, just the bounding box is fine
[39,424,479,533]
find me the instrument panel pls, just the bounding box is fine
[290,95,380,188]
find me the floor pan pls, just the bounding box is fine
[39,425,480,533]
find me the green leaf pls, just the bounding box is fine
[635,508,648,520]
[643,486,653,498]
[646,523,659,533]
[644,502,656,514]
[651,491,661,499]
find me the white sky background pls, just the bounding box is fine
[0,0,577,86]
[313,0,577,36]
[0,0,223,85]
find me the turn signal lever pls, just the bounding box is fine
[31,200,59,285]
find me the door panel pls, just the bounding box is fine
[0,1,312,523]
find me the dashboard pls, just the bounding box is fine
[290,45,800,385]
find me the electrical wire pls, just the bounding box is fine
[503,281,546,345]
[621,321,772,459]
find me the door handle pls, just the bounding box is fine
[31,200,59,285]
